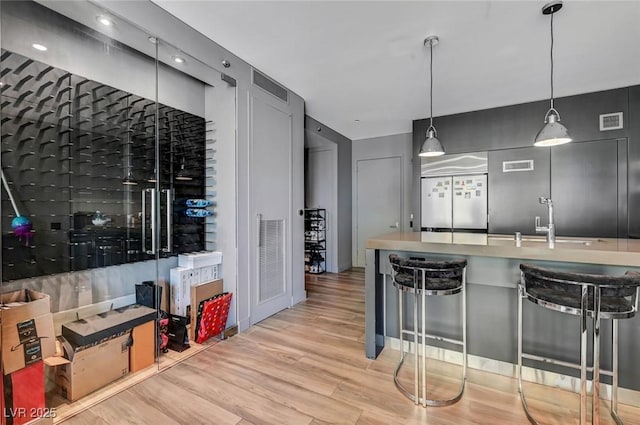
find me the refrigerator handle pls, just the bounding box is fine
[389,221,399,229]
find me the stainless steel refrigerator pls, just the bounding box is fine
[420,152,488,232]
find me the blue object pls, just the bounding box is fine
[11,215,32,237]
[185,199,213,208]
[186,208,213,218]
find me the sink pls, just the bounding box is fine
[488,236,596,246]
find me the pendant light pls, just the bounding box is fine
[419,35,445,157]
[175,157,192,181]
[534,1,572,147]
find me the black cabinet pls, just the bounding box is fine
[304,208,326,274]
[551,139,624,238]
[487,139,626,238]
[488,147,550,235]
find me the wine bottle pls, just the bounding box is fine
[185,208,213,217]
[185,199,213,208]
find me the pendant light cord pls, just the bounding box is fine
[429,42,434,130]
[550,12,554,110]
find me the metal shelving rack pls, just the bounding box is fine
[304,208,326,274]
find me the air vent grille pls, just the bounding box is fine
[600,112,623,131]
[503,160,534,173]
[259,219,285,302]
[253,70,288,103]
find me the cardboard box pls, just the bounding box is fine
[1,289,55,375]
[129,320,155,373]
[189,280,223,341]
[56,333,130,402]
[169,267,195,316]
[61,305,156,347]
[178,251,222,268]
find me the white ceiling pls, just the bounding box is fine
[152,1,640,141]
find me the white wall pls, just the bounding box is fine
[205,83,237,327]
[352,132,413,266]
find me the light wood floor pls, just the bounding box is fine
[63,269,640,425]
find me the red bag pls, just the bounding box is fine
[196,292,232,344]
[3,362,45,425]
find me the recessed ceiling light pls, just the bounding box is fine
[172,55,186,64]
[354,119,360,123]
[96,15,114,27]
[32,43,48,51]
[148,36,157,44]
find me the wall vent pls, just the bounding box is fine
[600,112,623,131]
[253,70,288,103]
[258,219,285,302]
[503,160,534,173]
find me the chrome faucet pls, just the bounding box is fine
[535,196,555,247]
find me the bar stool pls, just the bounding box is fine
[518,264,640,425]
[389,254,467,407]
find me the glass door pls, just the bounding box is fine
[0,0,161,419]
[156,39,229,368]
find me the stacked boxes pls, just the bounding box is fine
[56,304,157,401]
[0,290,56,425]
[170,251,222,316]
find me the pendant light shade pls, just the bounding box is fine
[535,1,572,147]
[420,128,445,157]
[419,35,445,157]
[534,109,571,147]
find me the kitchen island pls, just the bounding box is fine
[365,231,640,398]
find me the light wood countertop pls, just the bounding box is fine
[366,232,640,267]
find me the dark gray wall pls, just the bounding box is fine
[488,147,550,235]
[413,86,639,235]
[305,116,353,271]
[629,86,640,237]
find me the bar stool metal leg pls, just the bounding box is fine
[580,284,588,425]
[414,275,419,405]
[425,266,467,407]
[395,284,406,396]
[611,319,623,425]
[421,269,427,407]
[593,286,601,425]
[462,267,467,384]
[517,277,539,425]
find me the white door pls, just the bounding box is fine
[250,91,292,324]
[355,157,402,267]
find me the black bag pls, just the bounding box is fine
[135,281,162,309]
[167,314,190,352]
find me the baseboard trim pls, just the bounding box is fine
[384,336,640,408]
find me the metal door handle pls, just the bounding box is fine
[162,189,172,253]
[141,190,146,253]
[146,188,156,255]
[389,222,399,228]
[256,213,262,247]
